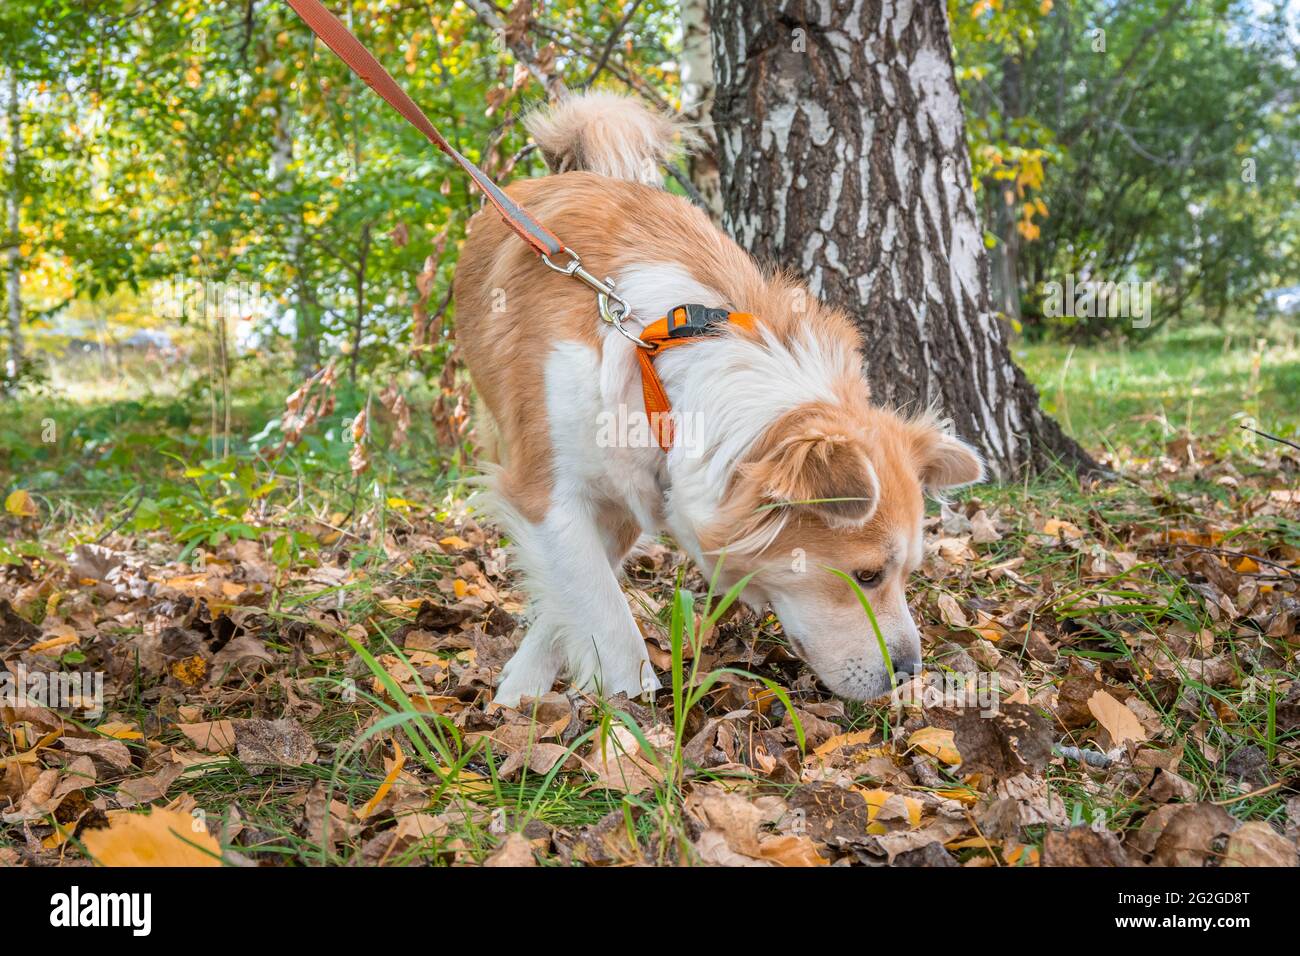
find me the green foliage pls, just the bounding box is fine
[952,0,1300,341]
[1,0,682,385]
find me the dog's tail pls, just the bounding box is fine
[524,91,687,188]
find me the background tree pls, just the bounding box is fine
[953,0,1300,339]
[707,0,1091,477]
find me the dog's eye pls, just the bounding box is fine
[853,569,884,588]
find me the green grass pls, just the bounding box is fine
[1018,325,1300,459]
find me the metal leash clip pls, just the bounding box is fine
[541,250,652,348]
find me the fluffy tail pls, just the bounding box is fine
[524,91,687,187]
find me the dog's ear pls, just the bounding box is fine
[742,409,879,526]
[911,423,984,491]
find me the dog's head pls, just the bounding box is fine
[693,401,983,700]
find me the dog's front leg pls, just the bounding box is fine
[507,499,660,703]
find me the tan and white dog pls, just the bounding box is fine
[454,93,983,706]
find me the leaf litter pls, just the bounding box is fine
[0,427,1297,866]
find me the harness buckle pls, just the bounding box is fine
[666,303,733,338]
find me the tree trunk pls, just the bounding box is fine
[706,0,1092,477]
[4,68,22,388]
[680,0,723,222]
[987,53,1023,328]
[273,86,319,375]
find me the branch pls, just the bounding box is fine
[1240,424,1300,453]
[582,0,644,89]
[461,0,569,101]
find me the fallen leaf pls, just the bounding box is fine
[82,807,222,866]
[484,831,538,867]
[357,740,406,819]
[908,727,961,765]
[233,718,318,772]
[1222,821,1297,867]
[175,720,237,754]
[1087,689,1147,748]
[5,489,37,517]
[813,729,876,757]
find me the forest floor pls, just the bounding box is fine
[1,331,1297,867]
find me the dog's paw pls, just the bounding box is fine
[579,658,662,702]
[494,659,560,708]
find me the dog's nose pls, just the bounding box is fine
[893,653,922,678]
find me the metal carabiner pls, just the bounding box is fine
[542,249,652,349]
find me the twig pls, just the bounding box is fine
[665,162,710,211]
[582,0,644,89]
[95,491,145,544]
[1211,781,1282,805]
[462,0,569,101]
[1240,424,1300,453]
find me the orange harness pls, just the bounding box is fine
[635,304,755,451]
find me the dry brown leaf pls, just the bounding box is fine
[1087,689,1148,748]
[175,720,237,754]
[484,831,538,867]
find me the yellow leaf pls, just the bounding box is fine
[170,655,208,687]
[29,628,79,655]
[758,834,828,867]
[453,578,469,598]
[378,597,421,619]
[813,728,876,757]
[908,726,961,765]
[1042,518,1084,539]
[5,489,37,517]
[0,729,62,769]
[858,788,891,821]
[1234,556,1260,573]
[357,739,406,819]
[96,721,143,740]
[44,819,77,850]
[82,807,221,867]
[439,535,472,550]
[1003,842,1039,866]
[948,834,1000,852]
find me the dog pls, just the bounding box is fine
[453,92,983,706]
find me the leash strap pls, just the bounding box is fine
[285,0,567,259]
[637,305,755,451]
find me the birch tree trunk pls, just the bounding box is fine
[680,0,723,221]
[4,68,22,387]
[706,0,1091,477]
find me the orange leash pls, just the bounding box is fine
[286,0,566,259]
[287,0,643,338]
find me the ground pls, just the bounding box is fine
[0,330,1297,866]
